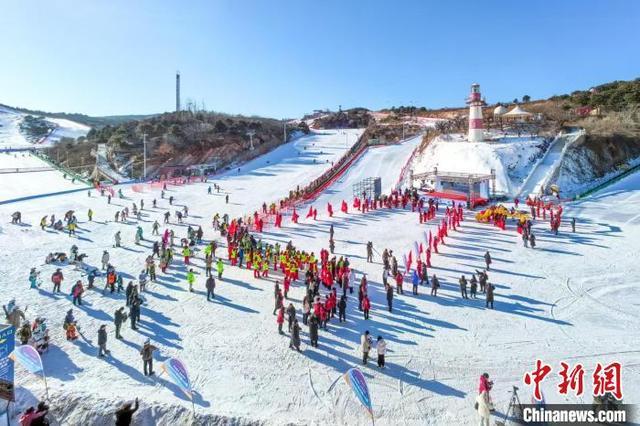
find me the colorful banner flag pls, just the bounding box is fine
[162,358,192,400]
[9,344,43,376]
[0,325,16,401]
[344,368,373,418]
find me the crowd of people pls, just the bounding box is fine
[4,169,577,425]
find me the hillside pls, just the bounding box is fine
[45,111,311,179]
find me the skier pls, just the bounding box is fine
[459,275,468,299]
[376,336,387,368]
[140,340,158,376]
[361,330,372,365]
[529,233,536,249]
[114,231,122,248]
[18,321,32,345]
[138,270,148,292]
[88,209,93,221]
[97,324,110,357]
[114,307,127,339]
[571,217,576,233]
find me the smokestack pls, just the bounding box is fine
[176,71,181,112]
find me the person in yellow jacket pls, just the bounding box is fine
[186,268,196,292]
[182,246,191,265]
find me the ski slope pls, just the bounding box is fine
[412,134,547,196]
[0,105,89,149]
[517,130,583,199]
[308,135,422,208]
[0,128,638,425]
[0,152,89,202]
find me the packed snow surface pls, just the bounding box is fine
[0,152,89,202]
[0,128,638,425]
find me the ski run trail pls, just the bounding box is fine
[0,128,638,425]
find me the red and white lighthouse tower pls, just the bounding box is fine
[466,83,486,142]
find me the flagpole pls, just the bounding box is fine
[42,371,50,400]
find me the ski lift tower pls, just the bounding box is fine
[352,177,381,200]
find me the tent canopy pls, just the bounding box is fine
[503,105,533,117]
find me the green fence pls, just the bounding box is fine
[576,162,640,199]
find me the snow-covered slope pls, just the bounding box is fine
[0,127,638,425]
[517,130,583,199]
[412,134,548,196]
[0,105,89,149]
[0,151,89,202]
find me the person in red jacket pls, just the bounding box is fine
[395,271,404,295]
[277,306,285,335]
[362,294,371,320]
[51,268,64,293]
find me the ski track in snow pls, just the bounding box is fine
[0,129,639,425]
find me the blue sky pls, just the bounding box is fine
[0,0,638,118]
